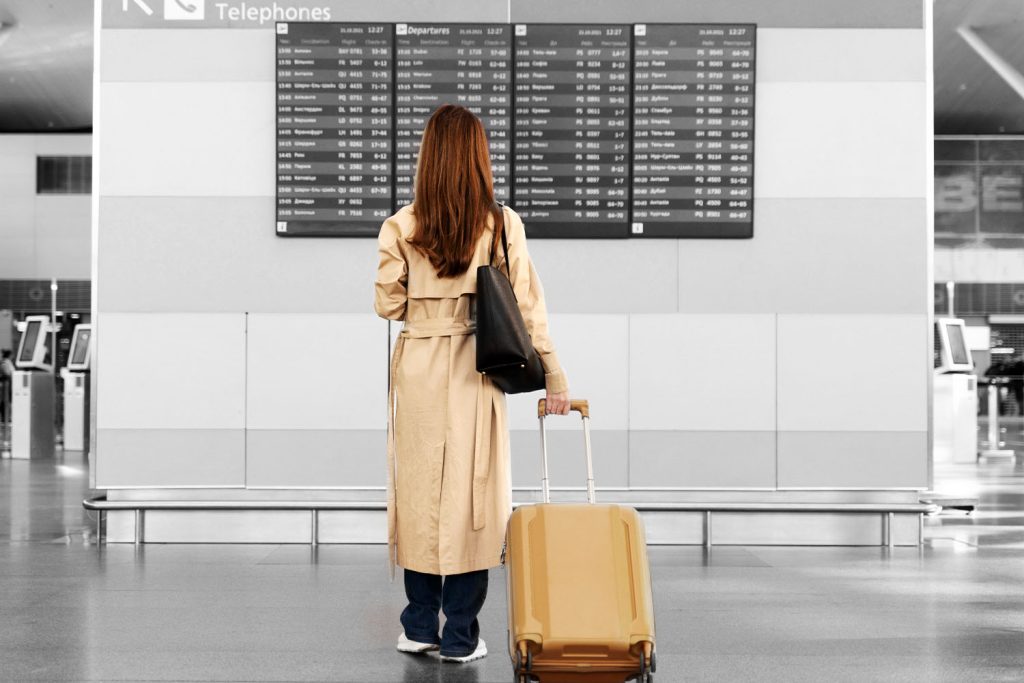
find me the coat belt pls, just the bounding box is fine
[386,318,493,579]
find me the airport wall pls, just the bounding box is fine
[935,251,1024,283]
[0,134,92,280]
[94,0,931,497]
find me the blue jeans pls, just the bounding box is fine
[401,568,489,657]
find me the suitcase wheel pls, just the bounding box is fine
[638,650,655,683]
[514,647,533,682]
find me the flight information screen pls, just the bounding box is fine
[394,23,512,209]
[276,22,394,237]
[274,22,757,239]
[632,24,756,238]
[513,24,632,238]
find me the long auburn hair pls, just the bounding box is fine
[409,104,502,278]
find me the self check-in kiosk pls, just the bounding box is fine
[937,319,973,373]
[63,325,91,452]
[933,318,978,464]
[12,316,55,459]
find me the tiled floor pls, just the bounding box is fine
[2,442,1023,682]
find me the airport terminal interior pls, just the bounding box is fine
[2,0,1024,681]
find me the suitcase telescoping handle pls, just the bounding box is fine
[537,398,595,505]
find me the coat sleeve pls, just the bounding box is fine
[375,218,408,321]
[504,208,569,394]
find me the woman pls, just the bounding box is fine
[374,104,570,663]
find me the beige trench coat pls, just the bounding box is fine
[375,204,568,577]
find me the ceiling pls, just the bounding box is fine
[0,1,1022,134]
[0,0,92,132]
[934,0,1024,134]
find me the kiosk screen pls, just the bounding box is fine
[945,322,969,366]
[72,329,91,365]
[18,320,41,364]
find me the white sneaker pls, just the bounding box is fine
[397,632,439,654]
[440,638,487,663]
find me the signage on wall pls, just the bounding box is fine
[935,138,1024,247]
[276,22,394,236]
[393,24,512,208]
[275,22,756,238]
[631,24,754,238]
[164,0,206,21]
[105,0,333,27]
[512,24,633,238]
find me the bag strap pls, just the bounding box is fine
[498,204,511,281]
[490,202,511,281]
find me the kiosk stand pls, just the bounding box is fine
[63,325,92,452]
[932,319,978,464]
[11,316,55,460]
[979,376,1016,460]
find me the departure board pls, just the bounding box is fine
[513,24,632,238]
[394,24,512,210]
[274,22,758,239]
[632,24,756,238]
[276,22,394,237]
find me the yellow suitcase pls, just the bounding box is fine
[505,399,657,683]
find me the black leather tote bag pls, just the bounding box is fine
[475,206,546,394]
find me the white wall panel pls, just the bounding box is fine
[36,239,91,279]
[34,197,92,277]
[677,199,928,314]
[142,510,310,543]
[247,314,386,430]
[97,197,379,313]
[509,0,924,28]
[712,511,893,545]
[755,82,927,199]
[630,315,776,431]
[934,247,1024,284]
[629,431,776,489]
[34,135,92,155]
[97,313,246,429]
[246,430,386,488]
[0,198,34,237]
[777,314,928,432]
[757,29,925,82]
[527,240,678,314]
[34,197,92,240]
[510,430,628,489]
[102,29,274,82]
[99,82,274,197]
[778,431,927,488]
[505,314,629,431]
[96,428,244,488]
[318,510,388,543]
[0,237,35,279]
[0,136,36,197]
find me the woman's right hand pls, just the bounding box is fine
[545,390,571,416]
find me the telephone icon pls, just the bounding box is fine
[163,0,204,20]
